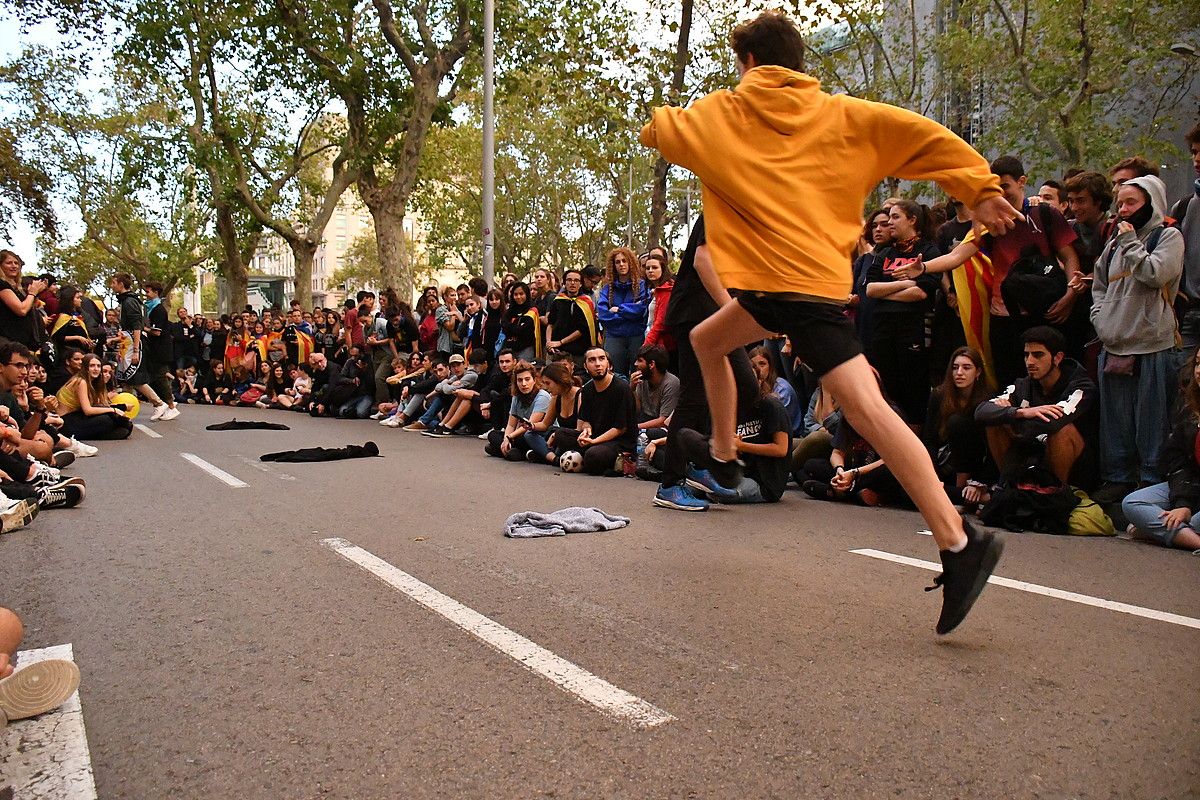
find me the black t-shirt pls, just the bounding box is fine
[144,303,173,364]
[547,294,595,355]
[388,316,420,353]
[0,280,40,348]
[864,239,943,316]
[664,215,716,329]
[579,376,636,450]
[936,218,972,256]
[737,395,792,502]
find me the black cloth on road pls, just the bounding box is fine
[207,419,292,431]
[260,441,380,462]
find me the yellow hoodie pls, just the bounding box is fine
[640,66,1002,302]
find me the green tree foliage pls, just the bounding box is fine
[0,125,56,242]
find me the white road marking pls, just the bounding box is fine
[180,453,248,488]
[0,643,97,799]
[133,424,162,439]
[851,548,1200,630]
[321,537,675,728]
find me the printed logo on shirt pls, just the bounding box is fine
[882,256,921,276]
[737,419,762,438]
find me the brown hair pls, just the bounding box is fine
[510,359,539,397]
[604,247,644,297]
[1186,122,1200,146]
[935,347,992,441]
[72,354,109,407]
[540,360,579,391]
[642,254,673,286]
[1108,156,1159,179]
[0,249,24,268]
[748,345,779,397]
[730,10,804,72]
[1064,171,1112,209]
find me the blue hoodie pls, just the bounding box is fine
[597,278,650,338]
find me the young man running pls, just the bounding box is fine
[640,11,1022,634]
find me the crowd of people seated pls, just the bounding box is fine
[0,124,1197,554]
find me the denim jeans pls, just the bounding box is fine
[418,394,447,426]
[522,429,552,462]
[718,476,766,504]
[338,395,372,419]
[1098,348,1181,483]
[1121,482,1198,546]
[603,335,641,379]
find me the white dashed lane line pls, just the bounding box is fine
[133,424,162,439]
[179,453,249,488]
[852,548,1200,630]
[322,537,676,728]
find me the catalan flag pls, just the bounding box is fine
[950,229,997,386]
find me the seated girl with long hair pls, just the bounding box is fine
[922,346,997,510]
[56,354,133,440]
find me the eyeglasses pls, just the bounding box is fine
[564,277,582,284]
[6,362,30,370]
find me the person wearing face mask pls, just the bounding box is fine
[1088,174,1186,504]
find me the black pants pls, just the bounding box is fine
[662,324,759,487]
[866,312,928,424]
[939,412,993,480]
[62,411,133,441]
[485,428,530,461]
[543,427,622,475]
[145,359,174,405]
[801,458,910,506]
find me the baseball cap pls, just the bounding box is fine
[449,354,465,364]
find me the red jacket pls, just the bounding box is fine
[643,279,676,351]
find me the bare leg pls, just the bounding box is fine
[441,397,471,429]
[1170,527,1200,549]
[985,426,1013,473]
[0,607,22,678]
[689,302,772,460]
[133,383,164,406]
[821,355,967,551]
[1045,425,1084,484]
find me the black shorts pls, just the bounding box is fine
[737,292,861,377]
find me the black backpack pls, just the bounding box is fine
[978,461,1079,534]
[997,205,1068,319]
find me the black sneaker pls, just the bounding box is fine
[707,454,744,491]
[420,426,450,438]
[38,481,85,510]
[51,451,76,470]
[926,517,1004,635]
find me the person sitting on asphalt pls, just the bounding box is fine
[484,360,551,461]
[383,353,448,428]
[974,326,1096,488]
[56,353,133,441]
[422,350,491,437]
[0,342,96,460]
[405,352,480,433]
[1121,349,1200,553]
[923,346,997,510]
[559,347,636,476]
[683,388,792,505]
[534,361,581,465]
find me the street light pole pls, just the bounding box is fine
[481,0,496,287]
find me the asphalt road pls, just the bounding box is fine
[2,404,1198,799]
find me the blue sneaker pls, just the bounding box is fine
[685,466,739,500]
[653,483,710,512]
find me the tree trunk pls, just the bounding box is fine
[362,187,413,301]
[646,0,694,249]
[292,239,316,308]
[215,207,248,314]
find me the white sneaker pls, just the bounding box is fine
[160,407,181,421]
[369,412,385,420]
[0,496,37,533]
[150,404,168,421]
[381,416,402,428]
[477,432,489,440]
[68,438,98,458]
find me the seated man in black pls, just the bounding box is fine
[975,326,1096,486]
[564,347,636,476]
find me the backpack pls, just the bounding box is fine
[997,205,1068,318]
[978,461,1079,533]
[1067,488,1116,536]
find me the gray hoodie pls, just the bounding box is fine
[1090,175,1185,355]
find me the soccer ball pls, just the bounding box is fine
[558,450,583,473]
